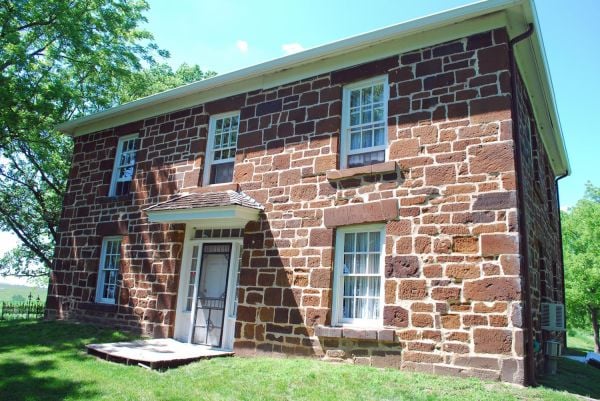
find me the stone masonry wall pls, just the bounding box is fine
[514,70,564,375]
[48,28,531,383]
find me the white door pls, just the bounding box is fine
[190,245,230,347]
[174,240,240,350]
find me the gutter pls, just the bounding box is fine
[508,22,537,386]
[554,171,569,349]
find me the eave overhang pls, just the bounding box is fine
[57,0,569,177]
[146,205,261,228]
[145,191,263,228]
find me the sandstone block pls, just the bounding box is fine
[464,277,521,301]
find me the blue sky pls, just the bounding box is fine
[1,0,598,280]
[144,0,599,208]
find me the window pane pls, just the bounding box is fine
[343,297,353,318]
[374,127,385,146]
[356,233,368,252]
[355,254,367,274]
[119,166,134,180]
[369,232,380,251]
[361,87,372,105]
[350,130,361,150]
[344,277,355,297]
[115,181,130,196]
[367,254,378,274]
[343,254,353,274]
[373,84,384,102]
[210,162,234,184]
[369,277,380,297]
[344,233,355,252]
[355,277,369,296]
[361,109,372,124]
[361,130,373,148]
[356,298,367,319]
[373,107,384,123]
[350,90,360,107]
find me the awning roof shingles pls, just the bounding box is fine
[146,191,263,212]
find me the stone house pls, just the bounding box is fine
[48,0,569,385]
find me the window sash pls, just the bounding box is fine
[341,77,388,169]
[333,226,384,326]
[185,245,201,312]
[110,134,138,196]
[204,113,239,185]
[96,238,121,304]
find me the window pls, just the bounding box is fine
[333,225,385,325]
[204,112,239,185]
[95,237,122,304]
[109,134,139,196]
[341,76,388,169]
[185,245,200,311]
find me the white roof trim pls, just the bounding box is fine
[146,204,260,228]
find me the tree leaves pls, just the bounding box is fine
[562,182,600,348]
[0,1,212,276]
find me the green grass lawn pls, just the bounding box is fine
[0,320,595,401]
[566,327,596,355]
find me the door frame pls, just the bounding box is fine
[174,224,242,350]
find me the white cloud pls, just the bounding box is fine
[282,43,305,55]
[236,40,249,53]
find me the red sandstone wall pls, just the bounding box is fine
[514,70,564,375]
[48,28,533,382]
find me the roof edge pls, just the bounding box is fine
[57,0,521,135]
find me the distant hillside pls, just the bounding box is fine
[0,284,47,303]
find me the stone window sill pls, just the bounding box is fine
[96,194,133,204]
[325,161,399,181]
[79,302,118,313]
[314,325,396,343]
[191,183,240,194]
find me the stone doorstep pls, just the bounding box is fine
[86,338,234,370]
[314,325,396,343]
[325,161,399,181]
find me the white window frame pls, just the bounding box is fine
[340,75,389,169]
[109,133,138,197]
[95,236,122,304]
[332,224,385,327]
[203,112,240,186]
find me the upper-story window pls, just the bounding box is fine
[95,237,122,304]
[341,76,388,169]
[109,134,138,196]
[204,112,239,185]
[332,224,385,326]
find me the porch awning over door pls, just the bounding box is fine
[145,190,263,228]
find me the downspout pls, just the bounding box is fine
[555,171,569,349]
[508,22,536,386]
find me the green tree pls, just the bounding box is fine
[118,63,216,103]
[10,294,25,303]
[562,182,600,352]
[0,1,212,277]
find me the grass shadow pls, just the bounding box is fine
[0,320,135,400]
[0,358,99,401]
[538,357,600,400]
